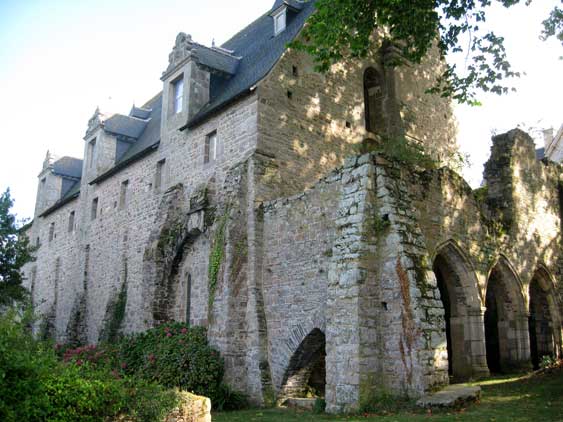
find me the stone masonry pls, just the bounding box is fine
[22,1,563,413]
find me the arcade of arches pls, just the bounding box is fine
[432,248,562,380]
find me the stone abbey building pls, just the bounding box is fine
[23,0,562,413]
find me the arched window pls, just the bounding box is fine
[363,67,384,134]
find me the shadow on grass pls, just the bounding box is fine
[213,368,563,422]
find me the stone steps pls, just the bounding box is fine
[417,385,481,408]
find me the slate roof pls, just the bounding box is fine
[104,114,148,139]
[40,0,315,216]
[52,156,83,179]
[90,93,162,184]
[185,0,316,128]
[194,45,240,75]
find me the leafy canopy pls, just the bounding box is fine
[0,189,33,305]
[292,0,563,104]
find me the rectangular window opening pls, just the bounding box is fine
[172,76,184,114]
[48,222,55,242]
[68,211,75,233]
[119,180,129,209]
[204,131,219,164]
[155,159,166,191]
[91,198,98,220]
[88,139,97,170]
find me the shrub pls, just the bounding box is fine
[213,383,249,411]
[42,363,126,422]
[0,307,179,422]
[313,397,326,414]
[116,323,224,402]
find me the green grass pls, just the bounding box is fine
[213,369,563,422]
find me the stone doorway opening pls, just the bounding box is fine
[484,260,529,373]
[280,328,326,400]
[528,268,561,369]
[433,243,488,381]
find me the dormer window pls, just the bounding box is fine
[172,76,184,114]
[273,7,287,35]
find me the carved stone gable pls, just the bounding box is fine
[164,32,195,76]
[85,107,103,139]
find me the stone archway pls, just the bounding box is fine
[528,267,562,368]
[280,328,326,400]
[485,257,530,372]
[432,241,489,380]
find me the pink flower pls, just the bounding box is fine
[166,332,172,337]
[181,328,188,334]
[163,326,170,332]
[120,362,127,369]
[76,359,83,366]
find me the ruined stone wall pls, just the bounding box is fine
[244,130,562,412]
[255,42,457,203]
[261,171,341,392]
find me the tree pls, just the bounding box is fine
[0,189,34,306]
[292,0,563,105]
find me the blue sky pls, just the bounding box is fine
[0,0,562,220]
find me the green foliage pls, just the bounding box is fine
[42,363,127,422]
[0,307,178,422]
[359,390,414,415]
[362,136,436,169]
[539,355,557,370]
[0,308,54,421]
[99,281,128,344]
[373,213,391,235]
[116,323,225,402]
[291,0,563,104]
[208,213,228,309]
[214,383,249,412]
[0,189,34,306]
[541,6,563,45]
[312,397,326,414]
[473,185,489,203]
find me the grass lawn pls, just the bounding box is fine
[213,368,563,422]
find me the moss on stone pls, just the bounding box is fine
[208,211,228,311]
[99,281,127,343]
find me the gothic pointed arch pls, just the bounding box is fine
[432,240,489,380]
[279,328,326,401]
[528,266,562,368]
[484,256,530,372]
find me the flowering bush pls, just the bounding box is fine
[0,308,179,422]
[116,323,225,403]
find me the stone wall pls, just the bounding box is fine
[255,39,458,203]
[244,130,562,411]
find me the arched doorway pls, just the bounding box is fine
[484,259,529,373]
[280,328,326,399]
[364,67,384,135]
[528,268,562,369]
[432,242,489,380]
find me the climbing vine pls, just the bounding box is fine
[99,282,128,343]
[208,212,228,310]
